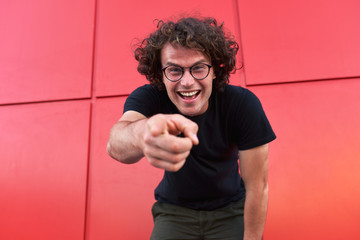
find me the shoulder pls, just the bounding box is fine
[127,84,170,104]
[124,84,166,117]
[220,84,251,99]
[222,85,276,150]
[129,84,161,97]
[217,84,268,127]
[217,84,261,110]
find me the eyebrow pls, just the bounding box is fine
[164,60,209,68]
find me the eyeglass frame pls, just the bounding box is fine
[161,63,213,82]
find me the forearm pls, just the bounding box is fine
[243,184,269,240]
[107,119,147,163]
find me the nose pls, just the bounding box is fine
[180,69,195,87]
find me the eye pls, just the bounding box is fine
[192,64,207,73]
[166,66,182,75]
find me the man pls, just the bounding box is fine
[107,17,276,240]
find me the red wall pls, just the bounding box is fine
[1,0,359,239]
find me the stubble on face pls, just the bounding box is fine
[160,43,215,117]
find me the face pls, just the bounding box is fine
[160,43,215,117]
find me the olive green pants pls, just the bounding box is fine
[150,199,245,240]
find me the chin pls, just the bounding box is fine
[179,108,202,117]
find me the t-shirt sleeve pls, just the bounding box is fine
[233,89,276,150]
[123,85,160,117]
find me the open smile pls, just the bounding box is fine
[177,90,200,100]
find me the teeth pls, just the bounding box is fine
[180,91,198,97]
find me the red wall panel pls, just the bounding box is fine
[94,0,244,97]
[0,101,90,240]
[1,0,359,239]
[238,0,360,85]
[249,79,360,240]
[85,97,163,240]
[0,0,95,104]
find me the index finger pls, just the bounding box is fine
[168,115,199,145]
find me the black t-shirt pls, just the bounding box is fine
[124,84,276,210]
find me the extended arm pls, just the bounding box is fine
[239,144,269,240]
[107,111,199,172]
[107,110,147,164]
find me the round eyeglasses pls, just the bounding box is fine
[162,63,212,82]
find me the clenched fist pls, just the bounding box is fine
[142,114,199,172]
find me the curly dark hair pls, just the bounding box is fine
[134,16,240,91]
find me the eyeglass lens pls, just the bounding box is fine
[164,64,210,81]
